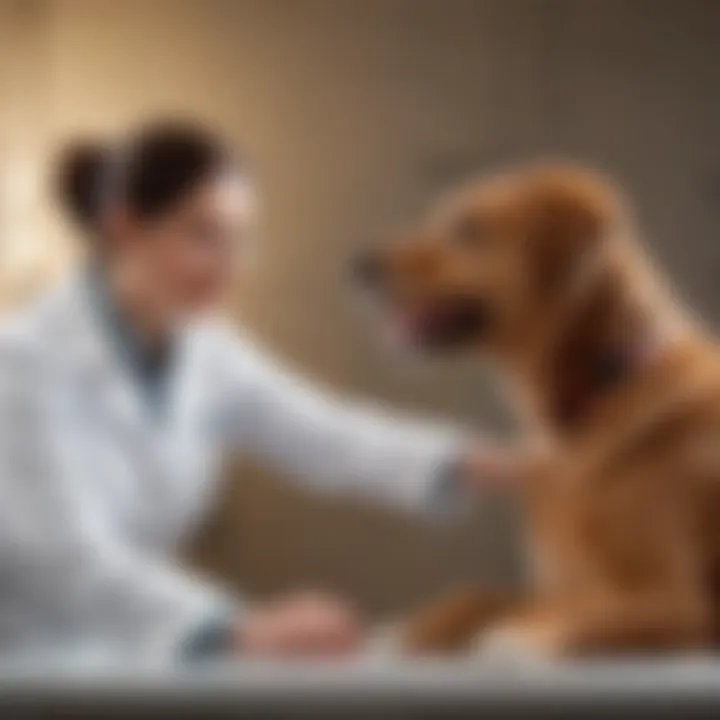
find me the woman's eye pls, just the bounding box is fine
[452,216,486,248]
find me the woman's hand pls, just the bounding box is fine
[236,592,362,657]
[458,438,550,493]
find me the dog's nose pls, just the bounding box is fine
[350,252,383,287]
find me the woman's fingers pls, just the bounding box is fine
[459,437,554,492]
[281,593,361,655]
[237,592,362,657]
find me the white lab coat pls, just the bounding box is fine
[0,273,461,660]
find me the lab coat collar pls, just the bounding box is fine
[52,269,191,435]
[84,265,178,421]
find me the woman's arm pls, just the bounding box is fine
[211,326,473,514]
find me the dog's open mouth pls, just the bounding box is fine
[386,296,489,351]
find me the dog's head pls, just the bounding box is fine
[353,164,625,358]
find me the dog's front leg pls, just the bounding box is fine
[473,594,710,660]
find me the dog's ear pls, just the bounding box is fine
[531,179,612,297]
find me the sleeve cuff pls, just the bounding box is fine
[430,455,471,518]
[180,605,238,662]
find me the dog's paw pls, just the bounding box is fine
[471,618,563,665]
[364,622,403,657]
[471,625,537,664]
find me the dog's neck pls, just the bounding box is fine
[548,310,660,431]
[518,267,674,436]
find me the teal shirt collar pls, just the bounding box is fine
[85,265,175,419]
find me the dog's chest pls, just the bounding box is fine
[522,452,606,595]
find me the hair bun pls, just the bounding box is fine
[54,140,107,228]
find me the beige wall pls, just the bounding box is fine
[1,0,718,615]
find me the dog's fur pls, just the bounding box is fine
[360,164,720,657]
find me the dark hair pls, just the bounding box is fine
[55,119,239,231]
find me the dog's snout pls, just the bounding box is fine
[350,252,384,287]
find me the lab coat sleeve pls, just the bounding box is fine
[0,337,233,661]
[213,328,468,514]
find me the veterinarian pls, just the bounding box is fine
[0,120,513,662]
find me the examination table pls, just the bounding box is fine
[0,657,718,717]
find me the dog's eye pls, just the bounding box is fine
[452,216,487,248]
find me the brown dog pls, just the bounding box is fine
[355,164,720,658]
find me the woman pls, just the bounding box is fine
[0,120,511,662]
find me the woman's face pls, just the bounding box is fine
[112,172,255,319]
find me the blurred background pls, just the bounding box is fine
[0,0,718,621]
